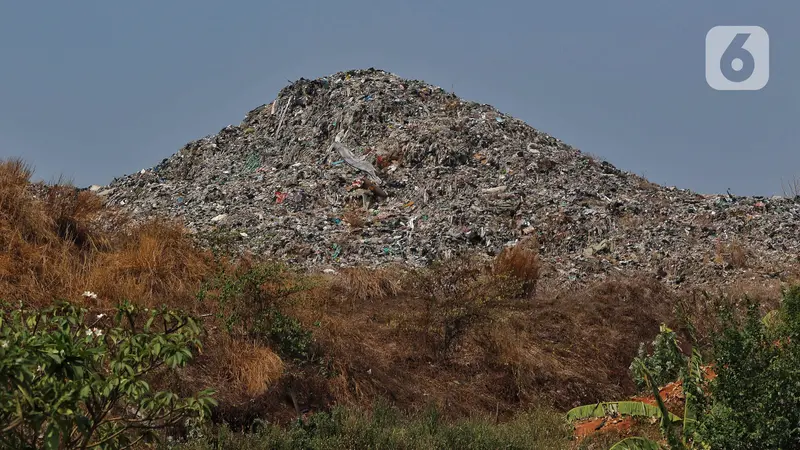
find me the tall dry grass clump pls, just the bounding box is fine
[0,159,52,244]
[714,238,750,269]
[197,334,285,398]
[88,220,215,309]
[0,157,215,309]
[492,237,541,297]
[0,159,94,304]
[44,183,109,250]
[328,266,404,303]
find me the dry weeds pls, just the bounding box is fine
[205,335,285,397]
[0,158,216,308]
[492,237,541,297]
[715,238,750,269]
[342,208,367,229]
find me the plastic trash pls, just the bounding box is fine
[330,143,381,184]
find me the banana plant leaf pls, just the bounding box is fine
[566,401,681,423]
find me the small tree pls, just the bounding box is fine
[0,301,217,450]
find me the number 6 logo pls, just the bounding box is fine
[706,26,769,91]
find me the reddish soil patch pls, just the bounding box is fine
[574,416,635,439]
[573,365,717,441]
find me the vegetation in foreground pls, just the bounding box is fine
[569,286,800,449]
[168,403,571,450]
[0,302,216,450]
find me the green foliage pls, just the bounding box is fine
[251,308,316,363]
[587,285,800,450]
[167,403,571,450]
[679,348,705,444]
[198,263,319,363]
[695,286,800,449]
[572,329,708,449]
[630,324,687,392]
[198,263,298,333]
[0,301,217,450]
[630,359,684,450]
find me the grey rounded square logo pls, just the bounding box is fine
[706,26,769,91]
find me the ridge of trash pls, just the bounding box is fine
[99,68,800,287]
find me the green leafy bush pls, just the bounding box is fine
[0,301,217,450]
[198,263,320,364]
[696,286,800,449]
[629,324,687,391]
[577,285,800,449]
[251,307,316,363]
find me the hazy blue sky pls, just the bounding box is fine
[0,1,797,195]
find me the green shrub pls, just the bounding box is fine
[569,286,800,449]
[629,323,687,391]
[0,301,216,450]
[696,286,800,449]
[198,263,322,365]
[251,307,316,363]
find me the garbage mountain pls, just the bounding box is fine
[102,68,800,286]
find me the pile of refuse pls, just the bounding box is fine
[100,68,800,286]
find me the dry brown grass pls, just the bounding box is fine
[44,184,109,250]
[694,213,716,229]
[715,238,750,269]
[203,335,285,398]
[87,220,215,308]
[674,279,786,349]
[492,238,541,297]
[0,158,291,418]
[274,243,681,419]
[284,272,680,417]
[342,208,367,229]
[0,159,52,245]
[0,158,216,308]
[328,266,404,303]
[618,212,645,231]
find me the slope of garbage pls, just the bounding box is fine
[100,68,800,286]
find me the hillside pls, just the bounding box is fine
[101,68,800,288]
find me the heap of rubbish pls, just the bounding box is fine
[99,69,800,287]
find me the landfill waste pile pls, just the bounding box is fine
[100,68,800,287]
